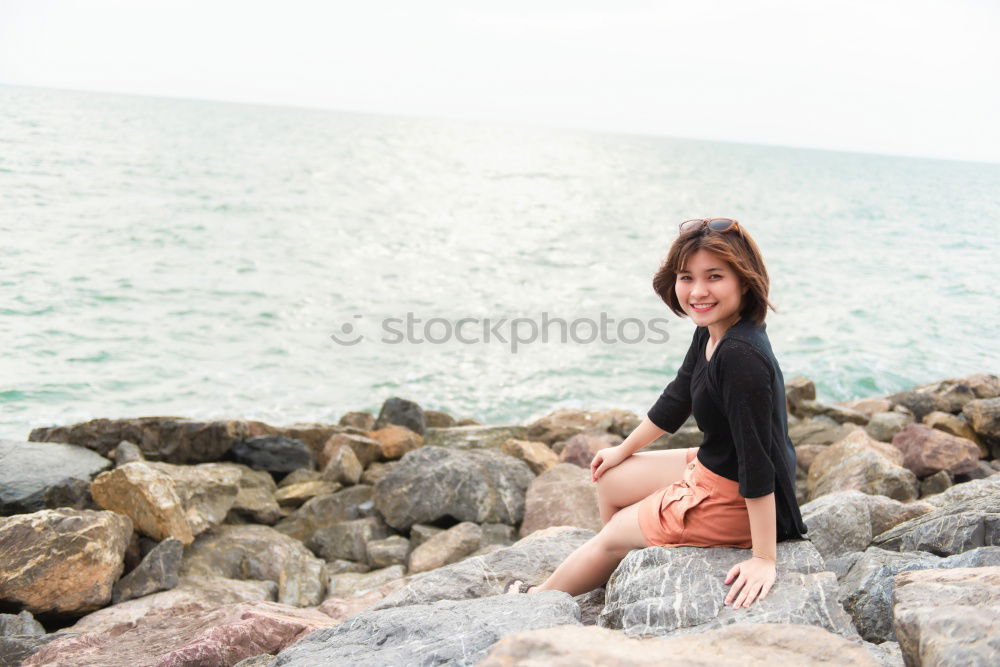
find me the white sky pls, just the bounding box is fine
[1,0,998,163]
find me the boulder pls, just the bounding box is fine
[888,390,950,422]
[839,398,893,419]
[864,412,914,443]
[806,430,918,502]
[918,470,953,498]
[794,444,826,473]
[421,424,529,450]
[359,461,396,486]
[277,469,321,488]
[373,446,534,530]
[479,622,879,667]
[70,576,277,633]
[0,508,132,615]
[788,416,861,446]
[838,546,1000,643]
[519,463,602,538]
[871,484,1000,556]
[367,425,423,460]
[274,485,374,543]
[270,591,580,666]
[273,480,340,508]
[423,410,457,428]
[366,535,412,569]
[0,439,111,515]
[327,565,408,600]
[373,396,426,435]
[319,442,363,485]
[598,541,858,640]
[318,433,381,469]
[28,416,268,463]
[226,463,283,524]
[407,521,482,573]
[892,566,1000,667]
[309,515,391,562]
[0,631,77,667]
[963,397,1000,458]
[920,474,1000,508]
[113,440,145,465]
[913,373,1000,410]
[525,408,614,445]
[25,600,337,667]
[923,411,987,456]
[228,435,315,474]
[890,423,980,478]
[795,400,868,425]
[559,433,619,467]
[181,524,327,606]
[339,411,375,430]
[112,536,183,603]
[0,611,45,636]
[499,438,560,474]
[784,377,816,412]
[410,523,445,548]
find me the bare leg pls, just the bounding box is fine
[596,448,692,524]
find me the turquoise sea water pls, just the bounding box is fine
[2,85,998,441]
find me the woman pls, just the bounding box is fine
[505,217,808,610]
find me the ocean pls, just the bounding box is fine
[2,84,998,441]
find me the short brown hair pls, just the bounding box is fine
[652,222,776,326]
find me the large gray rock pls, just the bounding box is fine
[864,412,914,443]
[271,591,581,666]
[274,485,374,543]
[806,430,918,502]
[374,396,427,435]
[422,424,528,450]
[228,435,315,475]
[308,515,391,562]
[181,524,327,606]
[225,463,283,524]
[374,446,534,530]
[838,546,1000,643]
[519,463,601,538]
[112,537,183,603]
[892,566,1000,667]
[597,541,859,640]
[922,474,1000,508]
[871,488,1000,556]
[373,525,595,610]
[0,439,111,514]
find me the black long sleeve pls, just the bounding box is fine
[646,327,703,433]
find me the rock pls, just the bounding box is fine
[374,525,594,610]
[229,435,315,475]
[955,460,999,482]
[319,432,381,469]
[794,444,827,473]
[319,442,363,485]
[227,463,283,524]
[373,396,426,435]
[479,622,879,666]
[963,397,1000,458]
[866,495,936,537]
[647,423,702,451]
[892,566,1000,667]
[840,398,894,419]
[0,439,111,515]
[271,591,580,666]
[525,408,607,446]
[801,491,878,559]
[914,373,1000,409]
[788,416,862,446]
[888,390,950,422]
[423,410,456,428]
[90,460,240,544]
[309,515,391,562]
[598,541,858,640]
[862,640,904,667]
[316,577,409,622]
[234,656,278,667]
[367,425,423,460]
[359,461,396,486]
[25,600,337,667]
[796,400,869,425]
[366,535,412,569]
[785,377,817,412]
[274,485,374,543]
[70,576,277,633]
[559,432,618,467]
[500,438,560,474]
[373,446,534,530]
[920,474,1000,508]
[277,468,321,488]
[181,525,327,606]
[890,423,981,478]
[481,523,518,547]
[407,521,483,573]
[113,440,145,466]
[339,411,375,430]
[838,546,1000,643]
[327,565,408,599]
[0,632,78,667]
[0,508,132,615]
[864,412,914,443]
[274,480,340,508]
[919,470,952,497]
[410,523,444,548]
[0,611,45,637]
[41,477,96,512]
[923,411,987,456]
[519,463,602,538]
[326,559,370,575]
[112,536,183,603]
[806,430,918,502]
[871,485,1000,555]
[420,425,532,451]
[28,416,268,463]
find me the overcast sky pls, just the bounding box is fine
[1,0,998,163]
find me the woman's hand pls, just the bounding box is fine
[723,557,776,609]
[590,444,630,482]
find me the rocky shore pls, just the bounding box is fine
[1,374,998,666]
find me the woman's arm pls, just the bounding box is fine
[724,492,777,608]
[745,493,777,560]
[618,416,666,456]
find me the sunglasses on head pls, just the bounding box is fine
[679,218,740,234]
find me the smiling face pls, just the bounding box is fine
[675,248,748,340]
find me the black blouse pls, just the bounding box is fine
[647,318,808,541]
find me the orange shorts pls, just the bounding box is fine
[636,447,753,548]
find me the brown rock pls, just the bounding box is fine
[274,480,340,508]
[784,376,817,412]
[923,411,988,457]
[919,470,953,498]
[500,438,560,474]
[318,432,381,469]
[0,509,132,615]
[807,430,917,502]
[796,400,869,425]
[277,468,321,488]
[423,410,456,428]
[788,416,862,446]
[891,423,980,477]
[359,461,397,486]
[226,463,283,524]
[339,411,376,430]
[478,622,878,666]
[838,398,893,418]
[320,443,363,485]
[367,425,423,460]
[147,462,240,534]
[326,565,409,599]
[525,408,608,446]
[274,485,374,543]
[962,397,1000,457]
[407,522,482,573]
[559,433,610,468]
[316,577,409,622]
[794,444,827,472]
[309,515,391,562]
[519,463,602,538]
[25,600,337,667]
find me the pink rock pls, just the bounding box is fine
[891,423,981,478]
[558,433,608,468]
[26,600,337,667]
